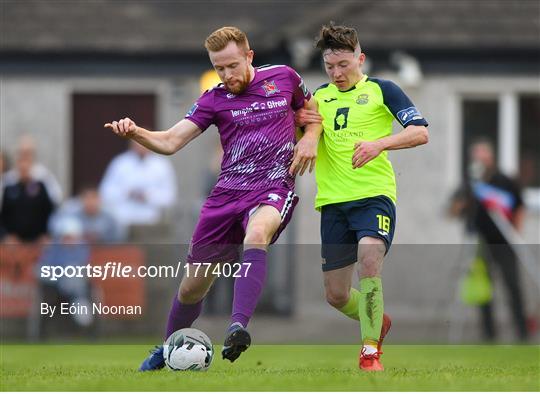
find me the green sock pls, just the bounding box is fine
[359,277,384,343]
[337,288,360,320]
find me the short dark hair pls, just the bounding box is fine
[315,22,360,53]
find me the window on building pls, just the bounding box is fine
[519,95,540,188]
[460,94,540,211]
[461,99,499,178]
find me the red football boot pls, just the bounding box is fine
[359,348,384,371]
[359,313,391,371]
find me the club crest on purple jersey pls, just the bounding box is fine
[262,80,280,96]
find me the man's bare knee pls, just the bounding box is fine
[325,286,350,309]
[244,205,281,248]
[358,237,385,278]
[178,275,213,304]
[323,264,354,308]
[244,225,269,246]
[178,285,205,304]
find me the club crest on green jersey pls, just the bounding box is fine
[356,94,369,105]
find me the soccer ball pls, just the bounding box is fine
[163,328,214,371]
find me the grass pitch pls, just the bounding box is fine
[1,344,538,391]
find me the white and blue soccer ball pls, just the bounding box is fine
[163,328,214,371]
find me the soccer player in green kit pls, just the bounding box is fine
[295,23,429,371]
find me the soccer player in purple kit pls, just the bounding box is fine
[105,26,321,370]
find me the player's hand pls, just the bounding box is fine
[104,117,138,138]
[289,134,318,176]
[352,140,383,169]
[294,100,323,127]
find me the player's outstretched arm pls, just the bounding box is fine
[104,118,202,155]
[376,124,429,151]
[352,125,428,169]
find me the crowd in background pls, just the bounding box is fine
[0,135,178,337]
[0,135,177,245]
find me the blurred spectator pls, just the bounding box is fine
[99,141,177,230]
[50,186,124,243]
[449,138,529,341]
[0,137,61,242]
[37,216,94,336]
[3,136,63,205]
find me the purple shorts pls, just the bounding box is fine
[187,185,298,264]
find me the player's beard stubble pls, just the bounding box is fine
[224,67,252,95]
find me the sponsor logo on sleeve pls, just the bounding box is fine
[396,106,422,125]
[299,80,309,97]
[186,103,198,117]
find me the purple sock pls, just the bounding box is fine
[165,297,202,339]
[231,248,267,328]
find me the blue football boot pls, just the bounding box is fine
[139,345,165,371]
[222,323,251,363]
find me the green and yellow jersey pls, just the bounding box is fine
[313,74,428,209]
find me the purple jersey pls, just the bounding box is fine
[185,65,311,190]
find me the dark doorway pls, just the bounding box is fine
[71,94,156,195]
